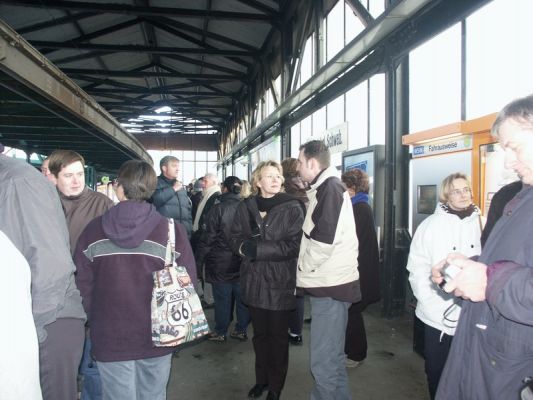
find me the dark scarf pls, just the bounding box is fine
[351,192,369,205]
[256,193,294,213]
[440,202,478,220]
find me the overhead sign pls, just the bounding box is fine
[412,135,472,158]
[314,122,348,154]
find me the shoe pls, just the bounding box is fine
[266,390,280,400]
[230,331,248,341]
[248,383,268,399]
[288,333,302,345]
[207,332,226,342]
[346,358,362,368]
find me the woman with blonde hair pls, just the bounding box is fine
[231,161,305,400]
[407,172,482,399]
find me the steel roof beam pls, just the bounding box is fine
[62,68,244,80]
[234,0,278,16]
[147,18,252,69]
[29,41,258,57]
[6,0,276,22]
[345,0,374,27]
[17,11,96,34]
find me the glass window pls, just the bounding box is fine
[368,0,385,19]
[346,81,368,150]
[345,3,365,44]
[466,0,533,118]
[300,115,313,145]
[182,151,195,161]
[312,106,327,136]
[327,94,345,128]
[326,0,345,62]
[409,23,461,132]
[181,161,195,184]
[195,151,207,161]
[208,151,218,161]
[299,35,314,87]
[369,74,385,145]
[291,124,301,158]
[266,88,275,115]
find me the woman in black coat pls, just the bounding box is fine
[341,169,380,368]
[195,176,250,341]
[231,161,305,400]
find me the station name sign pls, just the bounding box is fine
[314,122,348,154]
[412,135,472,158]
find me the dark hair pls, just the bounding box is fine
[341,169,369,194]
[492,94,533,137]
[299,140,330,169]
[281,158,298,180]
[159,155,179,172]
[117,160,157,201]
[48,149,85,177]
[223,176,242,195]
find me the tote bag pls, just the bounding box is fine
[151,220,209,347]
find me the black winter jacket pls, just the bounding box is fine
[150,175,192,238]
[196,192,242,283]
[230,195,305,311]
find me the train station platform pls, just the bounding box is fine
[168,303,429,400]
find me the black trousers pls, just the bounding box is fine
[344,302,367,362]
[248,306,291,393]
[424,323,453,400]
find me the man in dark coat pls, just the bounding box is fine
[150,155,193,238]
[432,95,533,400]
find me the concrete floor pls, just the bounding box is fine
[168,303,429,400]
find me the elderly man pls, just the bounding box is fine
[0,143,86,400]
[296,140,359,400]
[192,172,221,307]
[150,155,193,238]
[432,94,533,400]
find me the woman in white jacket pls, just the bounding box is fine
[407,172,483,400]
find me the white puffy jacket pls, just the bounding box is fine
[407,204,483,336]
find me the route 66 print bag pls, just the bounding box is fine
[151,221,209,347]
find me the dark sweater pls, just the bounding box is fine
[74,201,197,362]
[59,186,114,255]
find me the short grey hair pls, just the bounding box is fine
[491,94,533,137]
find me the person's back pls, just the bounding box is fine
[0,231,42,400]
[0,150,86,400]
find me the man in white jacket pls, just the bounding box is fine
[296,140,359,400]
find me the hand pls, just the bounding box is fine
[431,259,447,286]
[173,181,182,191]
[240,240,257,259]
[442,254,487,302]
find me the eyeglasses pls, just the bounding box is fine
[112,178,120,187]
[449,187,471,197]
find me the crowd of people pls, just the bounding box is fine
[1,94,532,400]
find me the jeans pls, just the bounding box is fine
[212,281,250,335]
[80,337,102,400]
[288,296,305,336]
[97,354,172,400]
[309,297,351,400]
